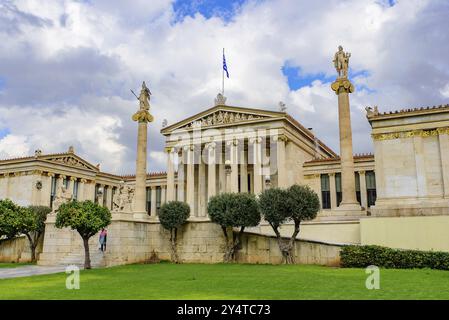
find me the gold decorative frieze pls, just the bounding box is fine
[372,127,449,141]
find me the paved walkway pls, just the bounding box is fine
[0,265,74,279]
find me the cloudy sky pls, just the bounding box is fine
[0,0,448,174]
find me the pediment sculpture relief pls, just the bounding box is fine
[182,111,267,129]
[48,156,92,170]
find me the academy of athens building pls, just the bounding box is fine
[1,97,449,266]
[1,47,449,266]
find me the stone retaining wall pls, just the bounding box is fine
[36,214,342,267]
[0,235,43,263]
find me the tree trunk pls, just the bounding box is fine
[222,226,245,263]
[222,226,235,263]
[25,233,36,263]
[83,237,91,269]
[170,228,179,263]
[271,223,299,264]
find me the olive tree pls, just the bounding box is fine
[208,193,260,262]
[55,200,111,269]
[259,185,320,264]
[159,201,190,263]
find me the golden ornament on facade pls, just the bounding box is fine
[372,127,449,140]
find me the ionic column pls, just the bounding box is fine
[207,142,217,200]
[331,63,360,211]
[359,171,368,209]
[198,158,206,217]
[439,132,449,198]
[131,81,153,219]
[228,139,239,193]
[239,140,248,193]
[177,149,185,202]
[69,177,76,200]
[251,137,263,195]
[161,186,166,204]
[219,144,226,193]
[185,145,195,211]
[98,184,105,206]
[150,186,157,217]
[105,185,113,209]
[79,179,87,201]
[329,173,337,209]
[166,147,176,201]
[275,135,288,188]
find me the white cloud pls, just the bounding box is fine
[0,134,30,159]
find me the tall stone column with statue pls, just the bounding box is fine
[331,46,361,212]
[132,81,154,219]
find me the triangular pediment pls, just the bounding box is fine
[40,153,99,171]
[161,105,285,134]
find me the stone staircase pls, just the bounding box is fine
[58,249,107,268]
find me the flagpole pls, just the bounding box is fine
[222,48,225,95]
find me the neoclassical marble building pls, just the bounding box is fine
[1,47,449,265]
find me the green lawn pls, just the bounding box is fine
[0,262,33,268]
[1,263,449,300]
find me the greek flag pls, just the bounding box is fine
[223,50,229,78]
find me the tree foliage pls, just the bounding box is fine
[208,193,260,262]
[0,200,51,262]
[259,184,320,264]
[159,201,190,263]
[56,200,111,269]
[0,199,23,239]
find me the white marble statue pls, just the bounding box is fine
[53,186,72,212]
[138,81,151,111]
[333,45,351,78]
[112,182,135,212]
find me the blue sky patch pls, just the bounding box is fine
[281,64,334,90]
[0,128,10,139]
[173,0,246,22]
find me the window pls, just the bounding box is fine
[366,171,377,207]
[111,187,116,209]
[320,174,331,209]
[103,186,108,207]
[63,177,69,189]
[156,186,162,215]
[94,184,99,204]
[355,172,361,205]
[146,187,151,214]
[335,173,342,206]
[73,179,79,200]
[50,176,57,209]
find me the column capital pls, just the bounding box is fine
[329,172,336,177]
[249,136,263,144]
[70,176,77,181]
[331,78,354,94]
[80,178,88,183]
[47,172,55,177]
[358,170,366,175]
[164,146,176,153]
[273,135,289,143]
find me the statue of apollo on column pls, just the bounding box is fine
[333,45,351,78]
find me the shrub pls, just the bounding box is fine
[340,245,449,270]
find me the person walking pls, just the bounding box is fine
[99,228,107,252]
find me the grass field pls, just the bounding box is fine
[1,263,449,300]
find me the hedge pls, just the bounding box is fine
[340,245,449,270]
